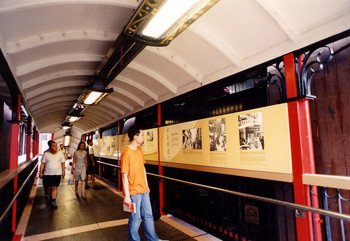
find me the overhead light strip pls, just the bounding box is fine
[142,0,200,38]
[124,0,219,46]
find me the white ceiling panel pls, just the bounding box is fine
[0,0,348,150]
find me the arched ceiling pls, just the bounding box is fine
[0,0,349,150]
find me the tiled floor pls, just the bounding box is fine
[17,179,220,241]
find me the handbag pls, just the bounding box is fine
[68,176,75,185]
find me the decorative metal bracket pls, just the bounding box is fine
[295,42,350,99]
[266,61,287,102]
[256,60,287,103]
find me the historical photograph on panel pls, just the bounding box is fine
[239,112,264,150]
[209,118,227,151]
[146,131,154,142]
[182,128,202,149]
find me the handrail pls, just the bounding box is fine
[97,160,350,222]
[97,160,120,168]
[303,173,350,190]
[0,155,41,189]
[0,159,40,225]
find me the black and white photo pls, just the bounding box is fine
[182,128,202,150]
[239,112,264,150]
[209,118,227,151]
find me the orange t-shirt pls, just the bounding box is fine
[121,146,148,196]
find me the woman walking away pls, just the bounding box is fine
[73,141,88,199]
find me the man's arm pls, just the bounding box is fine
[61,152,66,178]
[122,173,131,204]
[39,162,45,178]
[144,166,150,192]
[61,162,65,178]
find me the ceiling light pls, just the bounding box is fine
[142,0,200,39]
[67,116,81,123]
[84,91,105,105]
[78,88,113,106]
[63,135,72,147]
[124,0,219,46]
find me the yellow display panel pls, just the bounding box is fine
[141,128,158,161]
[160,103,292,174]
[98,136,115,156]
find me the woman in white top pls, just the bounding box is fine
[73,141,88,198]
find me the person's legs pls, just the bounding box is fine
[91,173,96,187]
[85,174,90,188]
[74,179,79,194]
[129,194,142,241]
[81,179,86,198]
[43,175,49,197]
[51,186,58,199]
[141,192,159,241]
[49,185,58,209]
[50,176,61,209]
[75,171,82,195]
[81,169,86,198]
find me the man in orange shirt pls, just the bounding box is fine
[121,125,160,241]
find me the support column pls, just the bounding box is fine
[284,53,322,241]
[9,94,20,232]
[32,126,36,156]
[157,103,165,215]
[32,127,38,156]
[26,117,32,161]
[117,120,122,191]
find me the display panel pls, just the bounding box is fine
[98,136,115,156]
[141,128,158,161]
[160,103,292,174]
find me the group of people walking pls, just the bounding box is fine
[39,125,165,241]
[39,139,97,208]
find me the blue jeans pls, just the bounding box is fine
[129,191,159,241]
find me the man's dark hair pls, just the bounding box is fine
[128,125,140,141]
[47,140,55,148]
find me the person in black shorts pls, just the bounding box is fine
[39,141,65,209]
[86,139,97,189]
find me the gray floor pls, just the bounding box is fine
[24,182,195,241]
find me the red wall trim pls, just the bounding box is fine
[284,53,322,241]
[284,53,299,99]
[10,94,21,232]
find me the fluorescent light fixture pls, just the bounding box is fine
[84,91,104,105]
[142,0,200,38]
[68,116,81,122]
[78,88,113,106]
[124,0,219,46]
[63,135,72,147]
